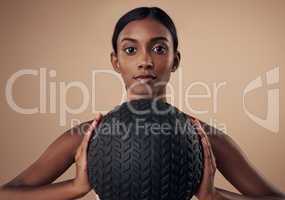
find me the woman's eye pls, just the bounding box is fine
[152,45,167,55]
[124,47,137,55]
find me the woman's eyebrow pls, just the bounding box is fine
[120,36,169,43]
[150,36,169,43]
[120,37,137,43]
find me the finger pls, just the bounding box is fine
[82,113,103,149]
[201,132,216,173]
[75,144,83,161]
[192,119,208,146]
[86,113,103,133]
[195,121,216,170]
[83,113,101,135]
[189,115,197,123]
[95,112,103,121]
[82,120,97,147]
[198,128,216,171]
[194,119,207,137]
[193,119,213,151]
[190,118,216,171]
[209,145,217,170]
[202,140,217,177]
[192,119,216,171]
[200,136,212,175]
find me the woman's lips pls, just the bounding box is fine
[133,75,156,83]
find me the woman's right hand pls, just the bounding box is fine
[72,113,103,197]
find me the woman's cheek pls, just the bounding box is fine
[120,57,137,68]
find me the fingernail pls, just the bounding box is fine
[95,113,101,119]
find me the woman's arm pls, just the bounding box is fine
[197,118,285,199]
[0,114,102,200]
[1,179,86,200]
[215,187,285,200]
[190,117,284,200]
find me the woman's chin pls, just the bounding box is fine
[128,88,155,99]
[128,83,154,95]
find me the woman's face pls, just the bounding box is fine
[111,17,180,100]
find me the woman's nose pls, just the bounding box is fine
[137,52,154,70]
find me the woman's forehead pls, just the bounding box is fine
[117,18,172,44]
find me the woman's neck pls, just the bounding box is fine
[126,88,167,103]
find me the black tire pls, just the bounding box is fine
[87,98,203,200]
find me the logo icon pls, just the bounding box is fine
[242,67,279,133]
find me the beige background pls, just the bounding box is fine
[0,0,284,199]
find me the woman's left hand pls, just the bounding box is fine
[191,118,218,200]
[73,113,103,197]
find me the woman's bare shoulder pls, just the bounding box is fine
[2,120,93,188]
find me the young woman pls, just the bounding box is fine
[0,7,284,200]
